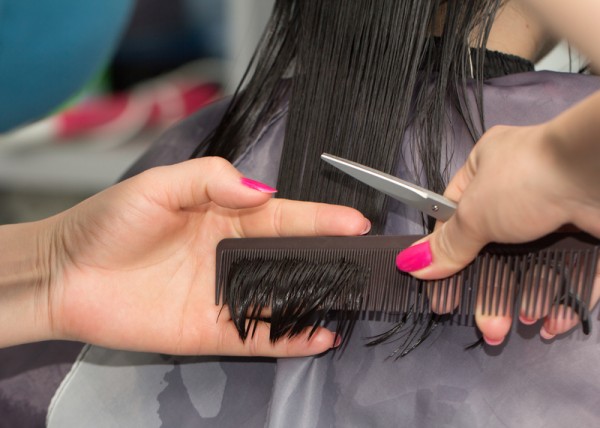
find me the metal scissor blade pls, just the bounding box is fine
[321,153,457,221]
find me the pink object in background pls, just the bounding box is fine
[0,66,221,150]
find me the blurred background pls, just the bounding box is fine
[0,0,583,225]
[0,0,274,224]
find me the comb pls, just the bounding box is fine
[216,233,599,343]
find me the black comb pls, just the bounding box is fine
[216,233,599,342]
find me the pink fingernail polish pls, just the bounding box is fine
[540,327,555,340]
[241,177,277,193]
[483,336,504,346]
[396,241,432,272]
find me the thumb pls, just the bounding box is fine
[396,214,488,280]
[132,157,277,211]
[396,162,487,279]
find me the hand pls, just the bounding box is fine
[39,157,370,356]
[395,124,600,345]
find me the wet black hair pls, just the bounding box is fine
[196,0,507,354]
[192,0,502,233]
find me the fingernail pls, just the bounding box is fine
[483,336,504,346]
[361,219,372,235]
[332,335,343,348]
[540,327,555,340]
[396,241,432,272]
[241,177,277,193]
[519,315,537,325]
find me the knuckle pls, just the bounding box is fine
[272,201,285,236]
[247,332,262,357]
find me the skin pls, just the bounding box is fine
[2,0,597,354]
[406,0,600,344]
[0,157,370,356]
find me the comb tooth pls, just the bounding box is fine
[570,248,585,320]
[547,249,559,319]
[490,254,501,316]
[534,250,545,318]
[487,253,497,316]
[544,250,571,320]
[575,250,587,321]
[374,248,383,313]
[557,249,568,320]
[456,268,467,323]
[509,254,519,317]
[499,254,512,317]
[493,254,505,317]
[434,279,443,314]
[553,247,577,318]
[415,278,429,314]
[443,277,451,314]
[583,248,598,322]
[530,254,546,317]
[450,272,459,317]
[569,250,580,321]
[542,250,571,320]
[512,254,525,318]
[578,249,593,320]
[466,260,479,320]
[400,274,412,318]
[479,253,491,316]
[395,272,405,316]
[522,252,536,319]
[474,256,483,317]
[416,280,426,317]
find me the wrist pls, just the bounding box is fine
[0,218,62,346]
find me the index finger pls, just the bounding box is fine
[238,199,371,238]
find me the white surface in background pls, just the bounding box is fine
[0,138,151,193]
[226,0,275,92]
[536,41,587,73]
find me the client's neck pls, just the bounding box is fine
[486,0,557,62]
[432,0,557,62]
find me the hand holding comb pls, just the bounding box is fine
[215,154,599,345]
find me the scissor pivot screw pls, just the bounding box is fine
[432,205,439,212]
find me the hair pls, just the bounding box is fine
[192,0,502,233]
[196,0,505,353]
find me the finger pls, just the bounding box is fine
[540,304,580,340]
[133,157,277,211]
[396,157,486,279]
[213,322,339,357]
[517,261,556,323]
[474,262,516,345]
[239,199,371,238]
[442,159,476,203]
[428,279,461,314]
[395,199,488,280]
[541,264,600,338]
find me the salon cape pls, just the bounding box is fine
[48,71,600,428]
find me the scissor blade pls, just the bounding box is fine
[321,153,457,221]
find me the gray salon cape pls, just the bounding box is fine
[47,71,600,427]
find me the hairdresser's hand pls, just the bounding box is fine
[30,157,369,356]
[396,123,600,345]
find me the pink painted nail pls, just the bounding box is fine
[396,241,433,272]
[540,327,555,340]
[519,315,537,325]
[240,177,277,193]
[483,336,504,346]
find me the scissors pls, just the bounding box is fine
[321,153,457,221]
